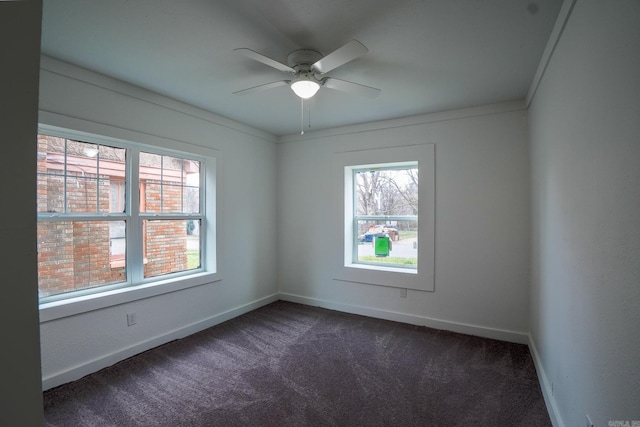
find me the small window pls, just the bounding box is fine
[37,130,213,303]
[353,165,418,269]
[333,144,435,291]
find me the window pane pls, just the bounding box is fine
[161,155,185,184]
[140,152,200,213]
[37,169,64,213]
[144,219,200,278]
[37,135,66,213]
[139,152,162,170]
[184,186,200,214]
[109,180,126,213]
[355,168,418,216]
[36,135,126,214]
[184,160,200,214]
[65,140,99,213]
[356,220,417,268]
[37,220,127,298]
[99,145,127,212]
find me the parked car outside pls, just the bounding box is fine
[360,224,399,242]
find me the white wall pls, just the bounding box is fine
[0,1,44,424]
[38,57,280,389]
[277,101,532,343]
[528,0,640,426]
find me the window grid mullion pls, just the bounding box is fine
[160,155,164,213]
[198,161,206,269]
[127,147,143,284]
[63,138,68,214]
[181,159,184,213]
[354,215,418,221]
[95,147,100,213]
[37,214,127,222]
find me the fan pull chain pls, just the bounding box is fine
[300,98,304,135]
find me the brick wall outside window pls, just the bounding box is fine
[37,135,191,298]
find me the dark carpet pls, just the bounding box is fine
[43,301,551,426]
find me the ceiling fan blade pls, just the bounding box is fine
[234,48,295,73]
[323,77,381,98]
[233,80,290,96]
[312,40,369,74]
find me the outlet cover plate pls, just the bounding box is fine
[127,312,137,326]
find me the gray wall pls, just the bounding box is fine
[529,0,640,425]
[277,101,532,343]
[0,0,44,425]
[38,57,280,389]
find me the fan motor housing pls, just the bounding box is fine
[287,49,323,73]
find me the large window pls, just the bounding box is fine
[37,130,215,304]
[333,144,435,291]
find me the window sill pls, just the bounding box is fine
[346,263,418,275]
[39,271,221,323]
[334,263,430,291]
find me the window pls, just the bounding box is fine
[333,144,435,291]
[37,128,217,306]
[353,165,418,269]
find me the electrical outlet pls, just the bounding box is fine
[585,414,593,427]
[400,288,407,298]
[126,312,137,326]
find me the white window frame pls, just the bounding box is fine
[38,124,221,322]
[333,144,435,291]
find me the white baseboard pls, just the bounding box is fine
[42,292,533,391]
[528,334,565,427]
[279,292,529,344]
[42,293,279,391]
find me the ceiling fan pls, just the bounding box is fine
[233,39,381,100]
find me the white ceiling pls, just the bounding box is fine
[41,0,563,137]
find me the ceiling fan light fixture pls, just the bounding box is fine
[291,77,320,99]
